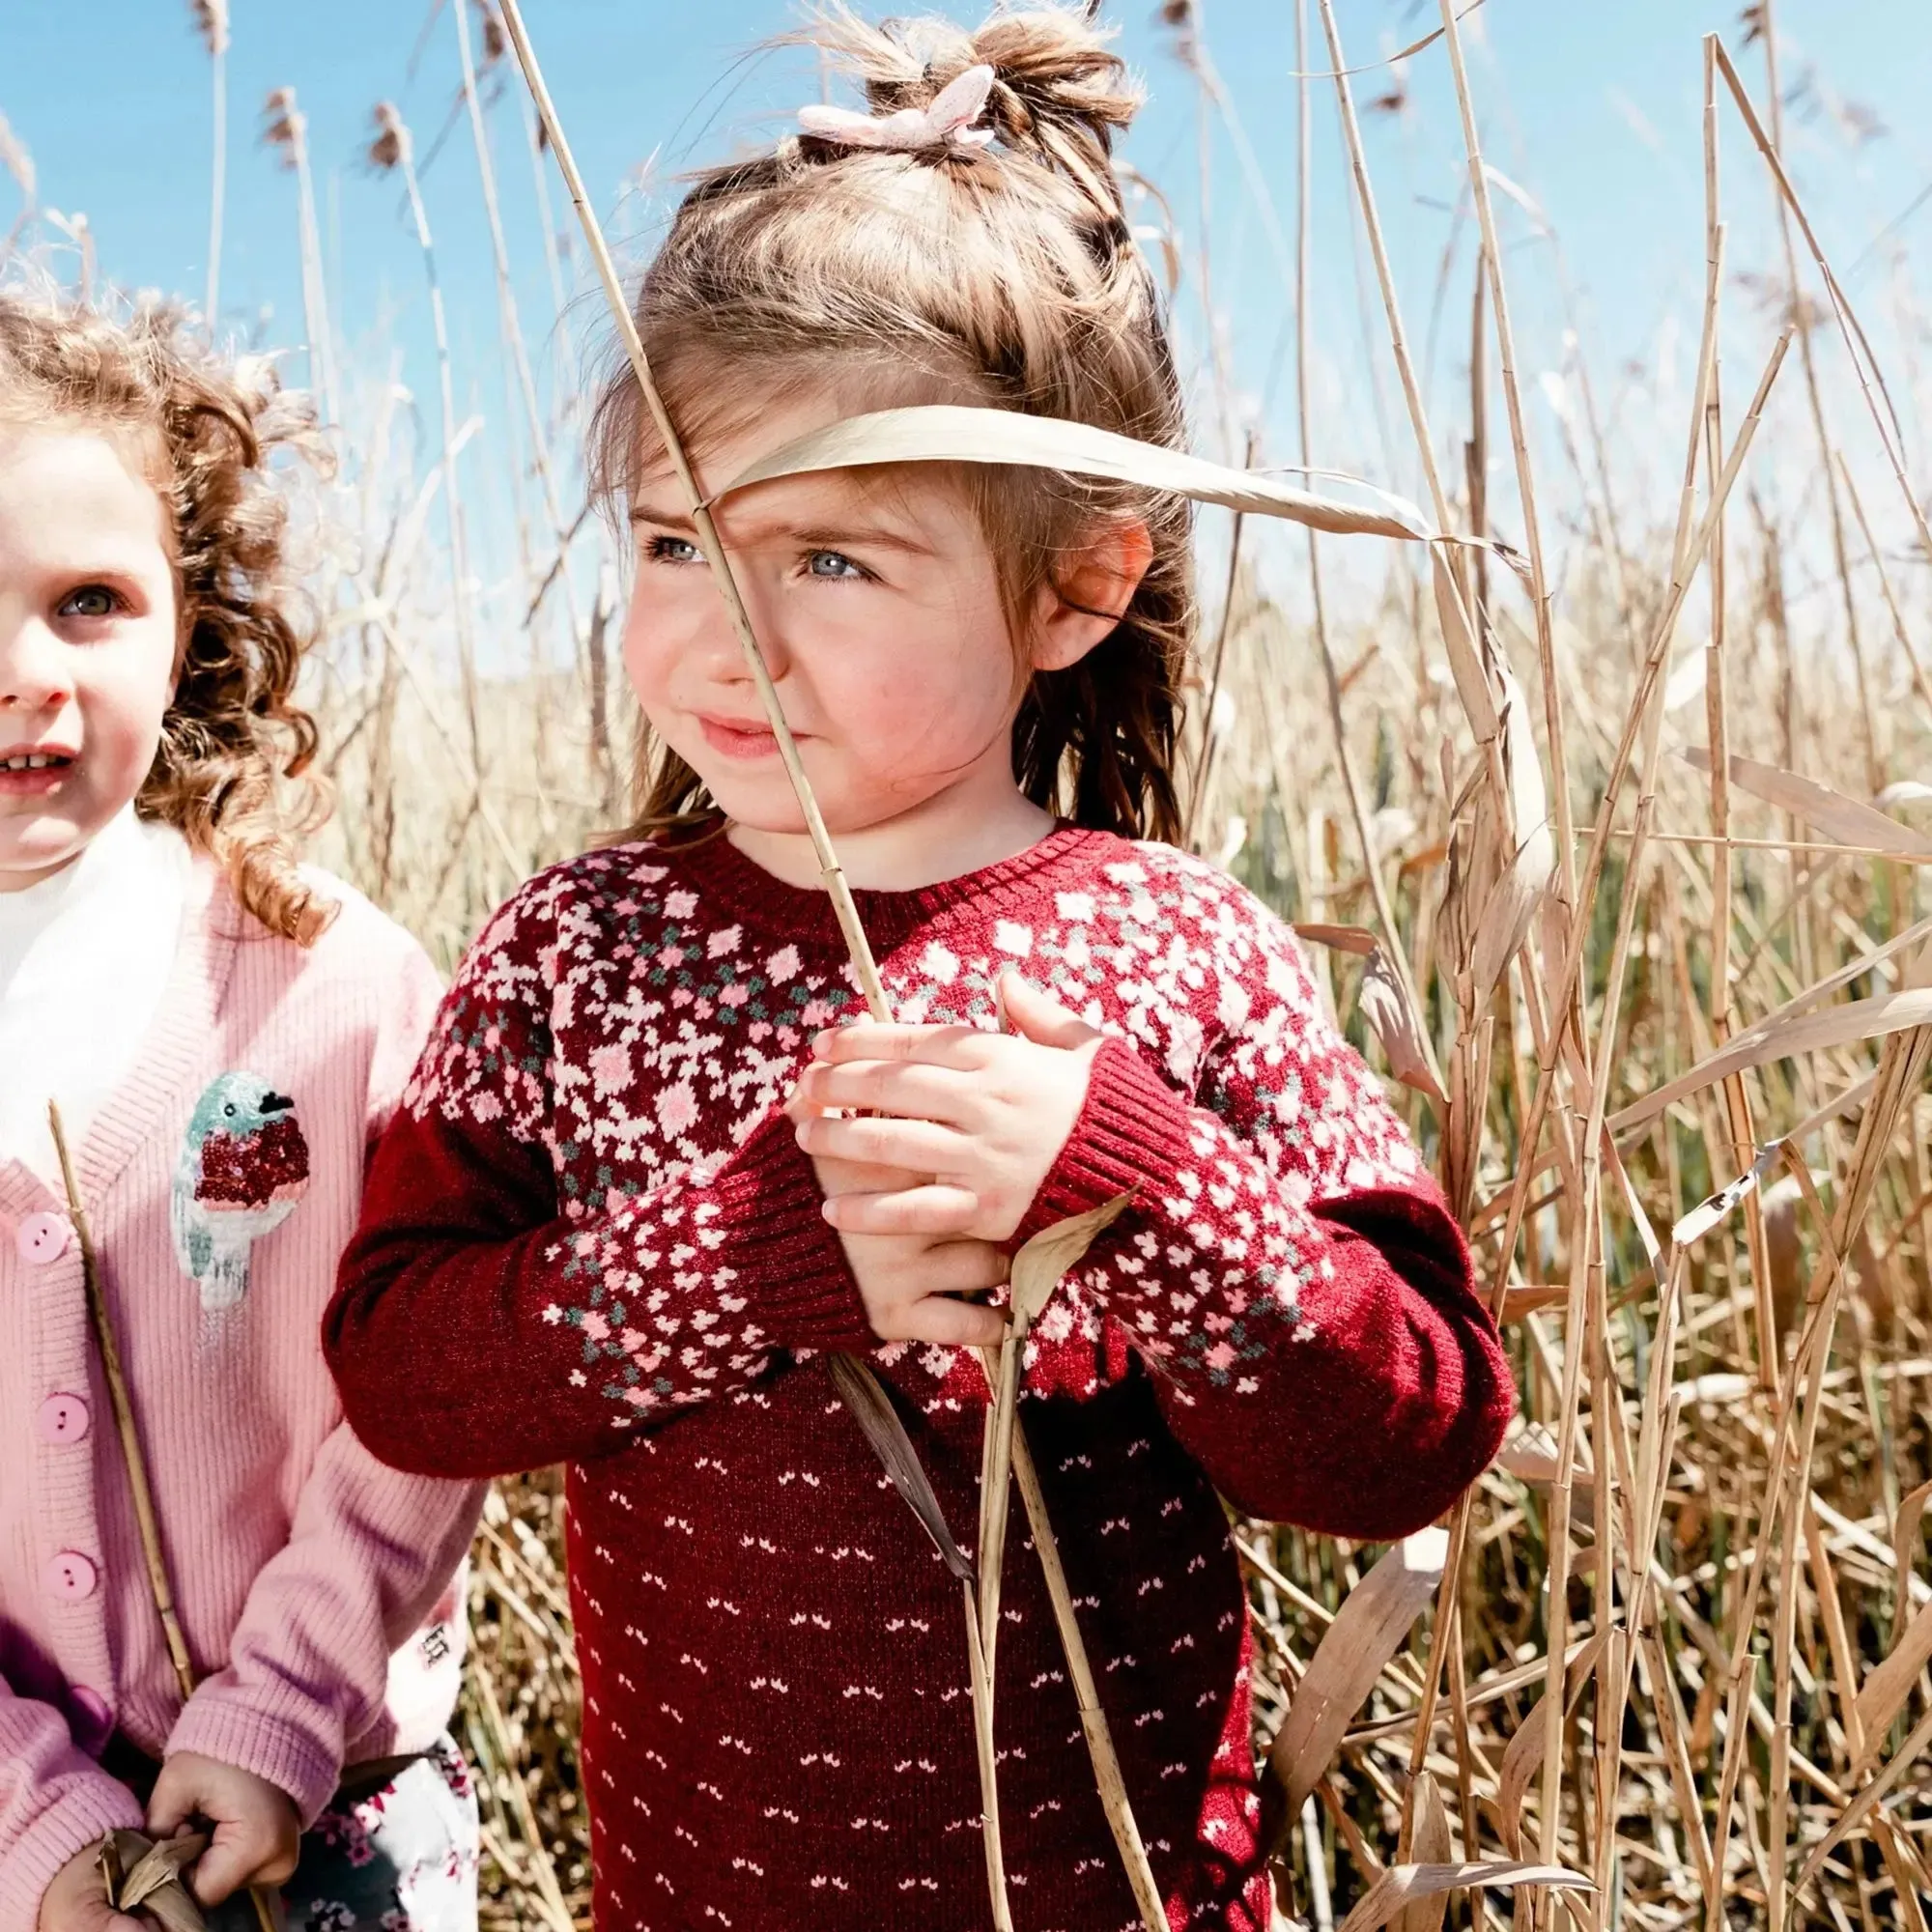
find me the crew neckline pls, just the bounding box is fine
[649,823,1121,952]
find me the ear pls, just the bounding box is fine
[1028,519,1155,674]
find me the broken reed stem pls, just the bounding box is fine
[495,12,1161,1926]
[48,1102,278,1932]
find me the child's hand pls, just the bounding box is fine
[793,1139,1010,1348]
[36,1847,145,1932]
[792,973,1104,1245]
[145,1753,300,1907]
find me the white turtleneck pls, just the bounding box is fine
[0,806,192,1180]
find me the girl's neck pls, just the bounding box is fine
[726,768,1056,894]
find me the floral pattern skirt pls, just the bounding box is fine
[208,1736,480,1932]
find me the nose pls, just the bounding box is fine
[0,612,75,713]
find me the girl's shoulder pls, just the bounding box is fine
[460,837,707,964]
[211,854,439,1000]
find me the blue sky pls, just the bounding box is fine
[2,0,1926,638]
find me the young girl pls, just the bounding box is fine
[0,294,484,1932]
[327,9,1514,1927]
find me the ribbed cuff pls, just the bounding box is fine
[709,1106,876,1352]
[165,1691,342,1829]
[0,1772,144,1932]
[1011,1037,1192,1248]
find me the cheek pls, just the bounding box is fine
[88,626,179,753]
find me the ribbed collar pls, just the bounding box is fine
[657,824,1121,954]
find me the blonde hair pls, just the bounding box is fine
[590,2,1194,843]
[0,290,332,944]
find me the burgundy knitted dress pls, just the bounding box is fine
[327,827,1511,1932]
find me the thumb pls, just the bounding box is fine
[998,971,1101,1050]
[144,1760,195,1838]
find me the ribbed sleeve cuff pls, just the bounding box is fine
[1011,1036,1191,1248]
[1,1774,143,1932]
[165,1692,343,1830]
[710,1107,876,1353]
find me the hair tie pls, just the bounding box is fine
[797,63,997,155]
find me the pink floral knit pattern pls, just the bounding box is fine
[330,827,1512,1932]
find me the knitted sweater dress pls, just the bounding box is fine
[327,827,1513,1932]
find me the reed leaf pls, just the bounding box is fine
[1335,1861,1589,1932]
[1680,747,1932,861]
[825,1352,974,1586]
[1269,1529,1448,1824]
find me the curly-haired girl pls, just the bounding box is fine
[0,292,484,1932]
[328,7,1514,1927]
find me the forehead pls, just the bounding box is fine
[0,422,173,559]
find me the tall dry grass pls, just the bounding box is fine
[6,1,1932,1925]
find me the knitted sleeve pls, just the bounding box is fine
[0,1688,142,1932]
[326,887,873,1478]
[165,930,487,1827]
[1015,896,1513,1540]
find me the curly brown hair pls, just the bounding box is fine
[589,3,1193,845]
[0,289,332,943]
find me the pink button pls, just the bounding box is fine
[43,1551,98,1602]
[38,1394,90,1445]
[16,1213,73,1266]
[68,1685,113,1750]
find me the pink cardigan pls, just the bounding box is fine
[0,858,485,1932]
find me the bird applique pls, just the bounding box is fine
[171,1071,311,1314]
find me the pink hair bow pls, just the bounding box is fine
[797,63,997,154]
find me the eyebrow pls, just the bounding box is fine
[629,500,938,556]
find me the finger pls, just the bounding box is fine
[794,1058,980,1123]
[811,1022,994,1069]
[822,1184,982,1237]
[810,1151,931,1199]
[926,1240,1011,1296]
[797,1113,965,1173]
[187,1838,254,1909]
[898,1293,1008,1349]
[144,1767,195,1837]
[998,970,1102,1050]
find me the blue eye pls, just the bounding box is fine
[807,550,866,580]
[57,585,121,619]
[645,535,702,565]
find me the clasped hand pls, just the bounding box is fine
[39,1753,299,1932]
[788,972,1102,1350]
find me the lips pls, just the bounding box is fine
[0,748,75,795]
[696,715,786,761]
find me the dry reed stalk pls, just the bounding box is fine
[46,1103,278,1932]
[369,103,487,813]
[189,0,228,326]
[451,0,591,685]
[260,90,337,426]
[1293,0,1439,1105]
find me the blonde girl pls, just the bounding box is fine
[329,10,1513,1927]
[0,293,483,1932]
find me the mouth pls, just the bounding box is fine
[0,749,76,792]
[696,715,788,761]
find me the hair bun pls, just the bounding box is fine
[810,5,1141,211]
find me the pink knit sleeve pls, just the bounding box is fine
[0,1683,143,1932]
[162,1435,482,1825]
[164,929,484,1825]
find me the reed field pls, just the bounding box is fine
[9,1,1932,1926]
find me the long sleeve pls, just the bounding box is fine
[161,1434,482,1825]
[1018,916,1512,1539]
[326,892,874,1480]
[0,1686,142,1932]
